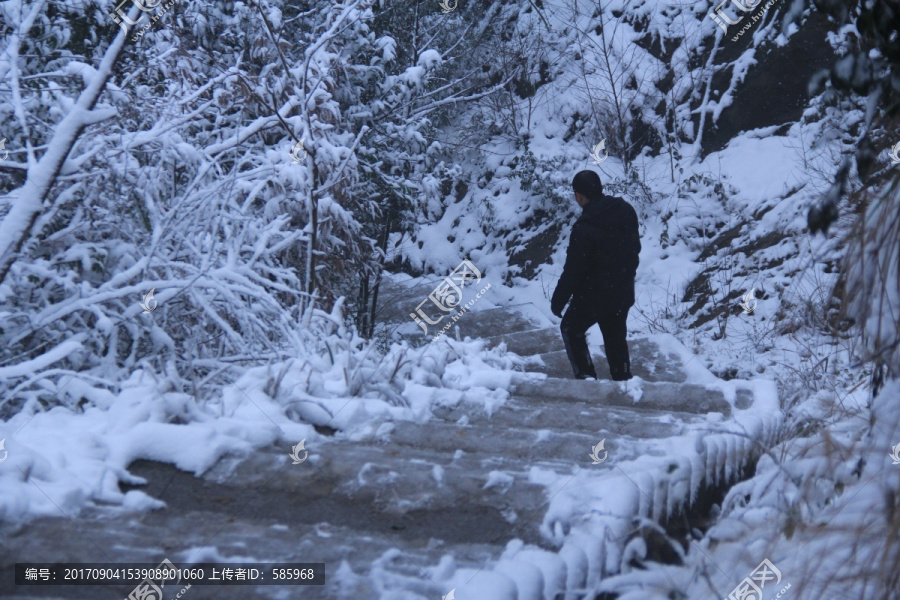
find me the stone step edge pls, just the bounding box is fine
[508,375,733,416]
[382,414,786,600]
[389,303,552,337]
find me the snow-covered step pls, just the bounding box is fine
[390,302,552,345]
[385,419,623,462]
[453,302,554,339]
[511,377,734,416]
[202,441,551,515]
[527,348,600,378]
[485,326,566,355]
[135,449,550,545]
[615,338,690,383]
[430,397,706,439]
[373,277,450,324]
[483,329,696,383]
[0,502,516,600]
[531,346,689,383]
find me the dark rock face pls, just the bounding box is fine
[700,11,836,158]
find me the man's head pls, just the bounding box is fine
[572,170,603,207]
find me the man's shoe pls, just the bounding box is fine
[575,373,598,381]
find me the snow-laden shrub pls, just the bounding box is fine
[0,0,372,414]
[511,150,572,214]
[0,293,521,523]
[0,0,497,414]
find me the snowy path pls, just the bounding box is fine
[0,297,782,600]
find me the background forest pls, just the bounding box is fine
[1,0,899,598]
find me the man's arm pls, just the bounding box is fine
[551,222,593,316]
[628,204,641,272]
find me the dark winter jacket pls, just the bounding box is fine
[551,194,641,314]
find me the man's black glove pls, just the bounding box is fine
[551,299,565,318]
[551,285,568,318]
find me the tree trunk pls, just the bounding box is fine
[305,159,320,310]
[367,218,392,338]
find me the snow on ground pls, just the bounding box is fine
[528,371,782,570]
[0,333,517,525]
[594,379,898,600]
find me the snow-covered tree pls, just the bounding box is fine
[0,0,508,412]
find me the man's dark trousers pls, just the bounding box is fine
[560,298,632,380]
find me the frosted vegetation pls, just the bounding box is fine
[0,0,898,598]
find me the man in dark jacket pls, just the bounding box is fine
[551,170,641,381]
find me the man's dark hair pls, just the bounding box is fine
[572,170,603,201]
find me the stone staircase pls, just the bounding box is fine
[0,280,782,600]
